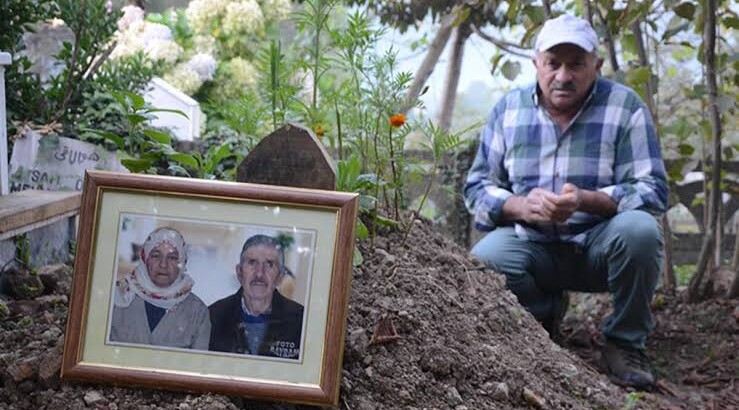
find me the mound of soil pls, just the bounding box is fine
[1,217,734,409]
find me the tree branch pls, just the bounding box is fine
[470,25,532,59]
[401,12,456,113]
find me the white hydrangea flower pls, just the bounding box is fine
[211,56,259,100]
[260,0,291,22]
[192,35,217,54]
[186,0,230,35]
[118,5,145,31]
[145,39,182,64]
[186,52,217,81]
[227,57,259,89]
[111,21,180,64]
[164,65,204,95]
[223,0,264,36]
[140,21,173,42]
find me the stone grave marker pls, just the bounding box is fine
[9,130,127,192]
[237,123,336,190]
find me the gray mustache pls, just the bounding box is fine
[552,82,576,91]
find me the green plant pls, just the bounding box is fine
[14,234,32,270]
[401,120,478,244]
[622,391,645,410]
[674,264,695,287]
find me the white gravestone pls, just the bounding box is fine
[1,51,11,195]
[144,77,202,142]
[9,130,127,192]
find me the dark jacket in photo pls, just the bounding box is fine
[208,288,304,359]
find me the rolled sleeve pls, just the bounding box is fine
[601,107,668,215]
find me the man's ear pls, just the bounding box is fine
[139,248,146,262]
[595,56,604,73]
[234,264,241,280]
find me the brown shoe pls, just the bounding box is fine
[602,341,655,390]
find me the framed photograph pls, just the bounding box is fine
[62,170,358,406]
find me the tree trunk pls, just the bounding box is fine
[727,218,738,298]
[661,215,676,293]
[438,23,471,133]
[688,0,721,302]
[631,18,676,293]
[402,13,456,113]
[542,0,552,18]
[596,5,619,73]
[583,0,593,25]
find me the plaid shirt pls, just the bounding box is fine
[464,77,668,244]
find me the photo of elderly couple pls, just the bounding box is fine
[106,214,314,361]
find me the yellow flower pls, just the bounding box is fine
[313,124,325,137]
[389,114,406,128]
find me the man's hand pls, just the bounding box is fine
[540,183,581,222]
[503,183,583,223]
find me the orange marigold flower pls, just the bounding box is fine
[389,114,406,128]
[313,124,325,137]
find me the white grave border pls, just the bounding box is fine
[144,77,202,142]
[1,51,11,195]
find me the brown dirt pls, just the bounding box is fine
[0,218,736,409]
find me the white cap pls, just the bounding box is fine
[534,14,598,53]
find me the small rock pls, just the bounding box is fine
[7,300,41,317]
[374,248,396,264]
[733,305,739,322]
[37,263,71,294]
[7,359,36,382]
[492,382,509,400]
[522,387,545,409]
[84,390,106,406]
[365,366,374,377]
[178,403,192,410]
[38,346,63,388]
[362,355,373,365]
[455,406,468,410]
[446,386,463,406]
[4,265,45,299]
[17,380,36,394]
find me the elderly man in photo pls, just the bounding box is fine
[110,227,211,350]
[464,14,667,390]
[209,234,304,359]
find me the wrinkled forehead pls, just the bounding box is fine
[242,243,280,261]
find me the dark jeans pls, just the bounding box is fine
[471,210,663,349]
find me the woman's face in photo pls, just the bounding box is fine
[144,242,181,287]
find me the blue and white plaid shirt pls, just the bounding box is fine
[464,77,668,244]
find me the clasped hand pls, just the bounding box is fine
[523,183,581,223]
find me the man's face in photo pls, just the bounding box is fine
[143,242,181,288]
[237,244,283,302]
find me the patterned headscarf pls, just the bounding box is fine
[114,227,195,310]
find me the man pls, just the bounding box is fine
[464,14,667,390]
[110,227,211,350]
[209,234,304,359]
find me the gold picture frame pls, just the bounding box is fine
[62,170,358,406]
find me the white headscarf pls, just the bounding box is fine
[114,227,195,310]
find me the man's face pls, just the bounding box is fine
[143,242,181,287]
[534,43,602,115]
[237,244,283,302]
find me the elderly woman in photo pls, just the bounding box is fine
[109,227,211,350]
